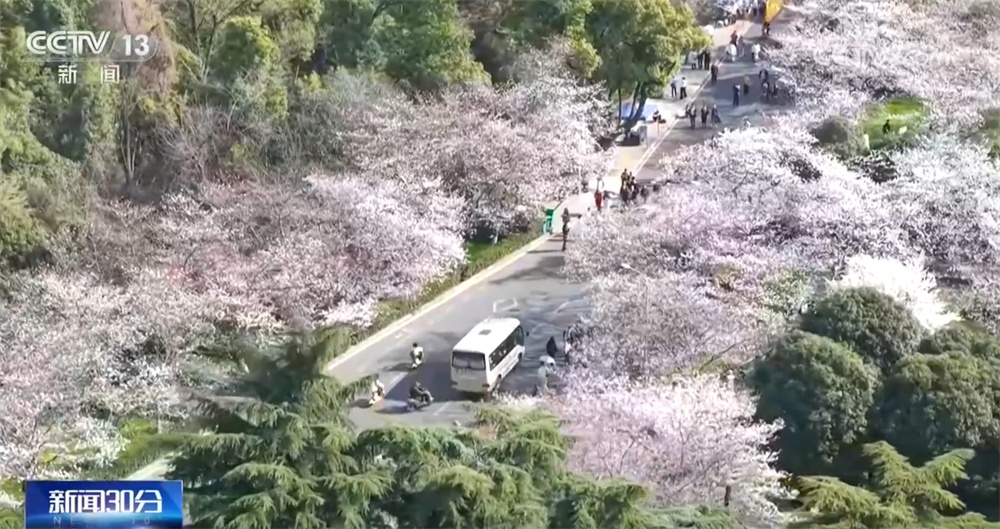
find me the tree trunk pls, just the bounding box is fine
[620,82,648,133]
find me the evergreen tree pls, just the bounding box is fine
[165,329,386,528]
[791,441,1000,529]
[167,331,741,529]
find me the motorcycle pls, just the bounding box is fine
[406,395,433,411]
[367,386,385,407]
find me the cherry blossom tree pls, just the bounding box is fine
[767,0,1000,126]
[153,175,467,329]
[828,255,958,331]
[576,272,767,378]
[564,127,912,369]
[884,137,1000,281]
[0,269,208,478]
[542,374,789,527]
[334,66,610,236]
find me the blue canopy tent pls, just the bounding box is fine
[618,101,658,121]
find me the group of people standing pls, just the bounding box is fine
[618,170,649,206]
[687,103,723,127]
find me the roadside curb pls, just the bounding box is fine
[324,230,557,372]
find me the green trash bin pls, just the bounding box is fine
[543,208,555,234]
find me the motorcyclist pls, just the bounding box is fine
[410,342,424,368]
[368,375,385,405]
[409,382,433,407]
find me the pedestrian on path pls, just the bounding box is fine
[711,62,719,85]
[679,77,688,99]
[711,105,721,126]
[733,83,741,106]
[762,80,770,99]
[726,43,737,62]
[561,217,570,251]
[670,77,678,98]
[700,105,709,127]
[751,42,761,62]
[640,185,650,202]
[688,104,697,128]
[743,76,751,95]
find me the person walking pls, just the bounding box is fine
[743,76,751,95]
[561,215,570,251]
[732,83,741,106]
[679,77,688,99]
[688,104,697,128]
[711,105,721,126]
[670,77,678,98]
[700,105,709,127]
[710,62,719,85]
[751,42,761,62]
[594,176,605,211]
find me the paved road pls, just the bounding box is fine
[338,19,784,431]
[636,21,792,183]
[336,237,587,429]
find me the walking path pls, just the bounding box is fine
[126,15,782,482]
[551,18,761,233]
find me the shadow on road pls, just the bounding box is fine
[488,254,564,284]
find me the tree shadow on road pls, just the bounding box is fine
[488,254,565,284]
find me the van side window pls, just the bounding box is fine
[489,333,517,369]
[514,326,524,346]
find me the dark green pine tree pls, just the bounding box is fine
[353,405,740,529]
[791,441,1000,529]
[165,329,388,529]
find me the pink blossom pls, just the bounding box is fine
[885,137,1000,280]
[337,68,610,235]
[768,0,1000,126]
[0,270,204,478]
[155,176,466,328]
[546,374,789,527]
[830,254,958,331]
[577,273,766,378]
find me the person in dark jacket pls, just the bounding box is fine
[546,336,558,358]
[710,62,719,85]
[700,105,709,127]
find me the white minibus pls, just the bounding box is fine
[450,317,526,397]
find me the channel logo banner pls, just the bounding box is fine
[24,480,183,529]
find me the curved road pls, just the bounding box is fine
[128,16,785,478]
[334,18,785,430]
[333,236,589,429]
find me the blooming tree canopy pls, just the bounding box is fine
[829,255,958,331]
[0,270,205,478]
[543,374,788,527]
[576,272,765,377]
[884,138,1000,281]
[767,0,1000,126]
[154,176,466,329]
[336,60,610,235]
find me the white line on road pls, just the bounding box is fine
[554,300,573,313]
[492,298,517,313]
[388,372,407,387]
[530,323,545,335]
[433,402,453,416]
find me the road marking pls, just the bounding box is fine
[388,372,407,387]
[492,298,518,313]
[554,300,573,313]
[530,323,545,335]
[433,402,453,416]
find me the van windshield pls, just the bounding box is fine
[452,351,486,370]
